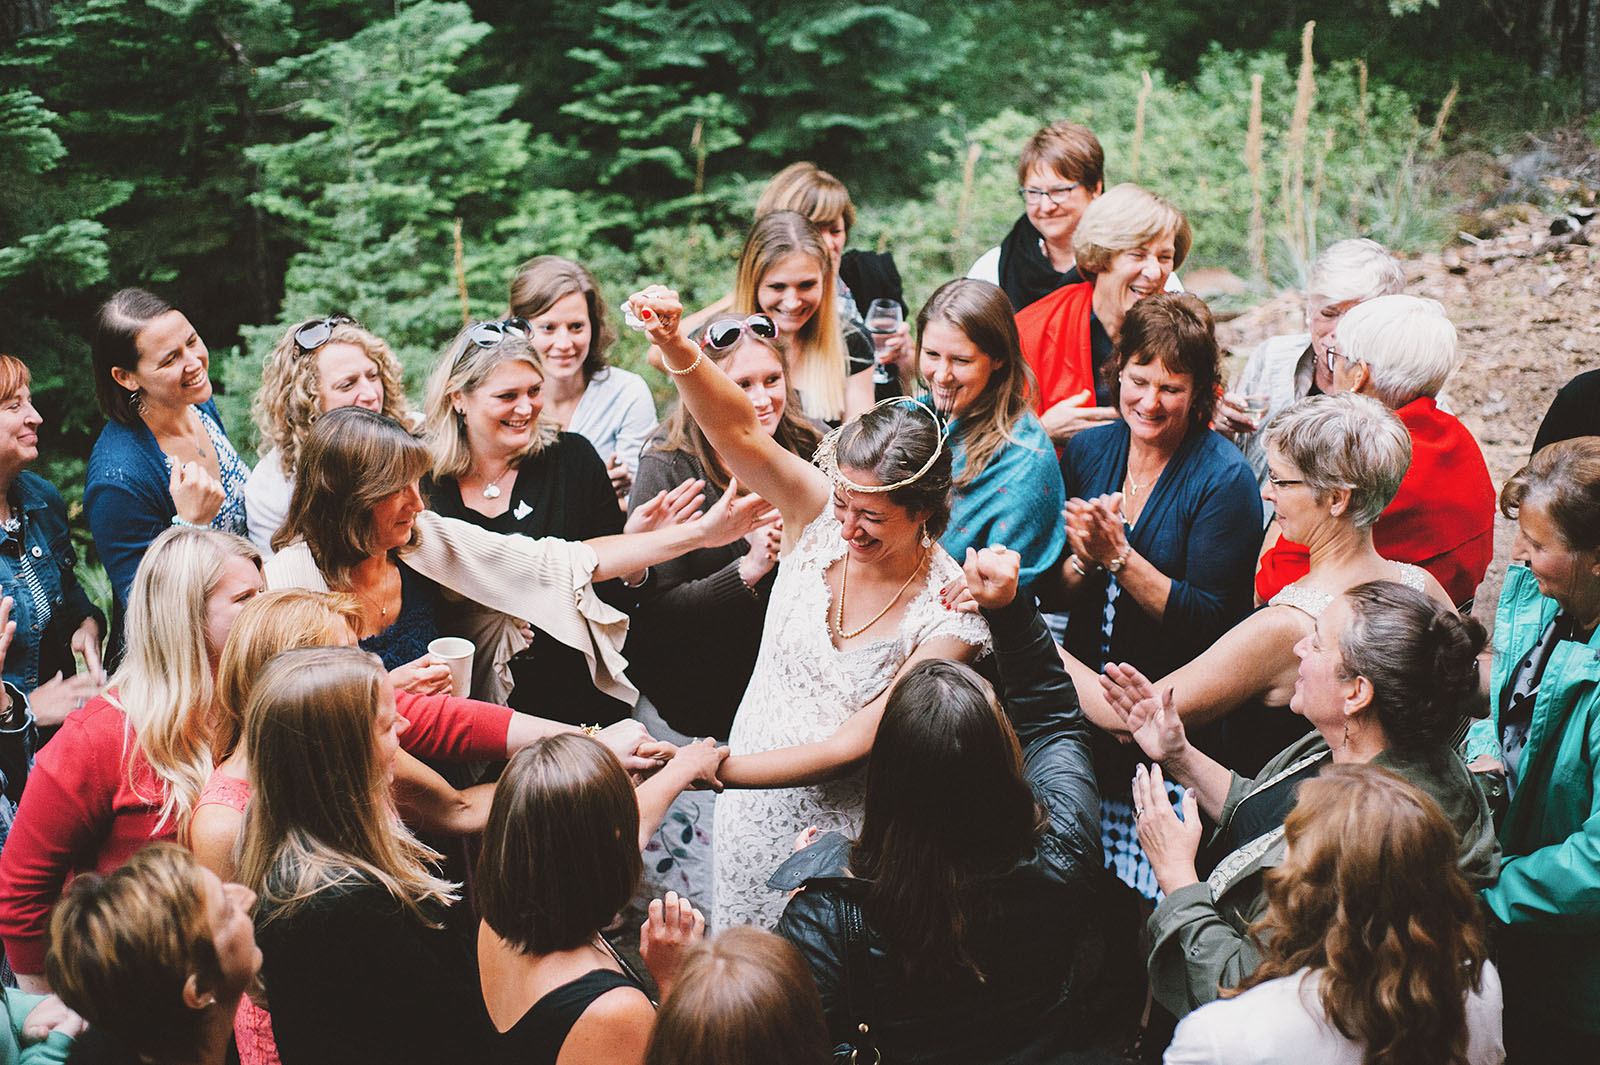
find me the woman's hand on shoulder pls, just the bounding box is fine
[625,477,706,535]
[639,890,705,1001]
[1101,663,1189,763]
[962,545,1021,611]
[1040,390,1118,444]
[388,655,452,696]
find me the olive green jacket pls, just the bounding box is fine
[1147,730,1499,1018]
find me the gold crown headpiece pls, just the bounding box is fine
[812,396,949,494]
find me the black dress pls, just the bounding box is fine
[423,432,631,725]
[490,969,645,1065]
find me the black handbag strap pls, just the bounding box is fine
[836,892,880,1064]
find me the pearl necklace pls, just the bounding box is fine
[834,546,928,640]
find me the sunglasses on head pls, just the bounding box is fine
[467,317,532,349]
[293,313,358,357]
[700,314,778,352]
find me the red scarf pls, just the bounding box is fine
[1256,396,1495,606]
[1015,280,1095,413]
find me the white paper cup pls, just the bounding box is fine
[426,637,475,698]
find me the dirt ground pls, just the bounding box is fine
[1215,221,1600,632]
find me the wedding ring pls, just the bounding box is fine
[1133,804,1146,819]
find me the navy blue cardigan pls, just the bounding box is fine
[84,399,235,618]
[1058,421,1262,681]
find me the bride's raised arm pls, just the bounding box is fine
[630,286,829,541]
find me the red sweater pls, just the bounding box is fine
[1015,281,1096,413]
[0,689,511,975]
[1256,396,1495,606]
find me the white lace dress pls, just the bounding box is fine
[712,509,990,930]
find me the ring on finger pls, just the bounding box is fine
[1133,805,1146,819]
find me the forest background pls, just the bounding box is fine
[2,0,1594,594]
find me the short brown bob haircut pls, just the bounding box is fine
[1016,120,1105,192]
[1108,292,1222,428]
[272,406,431,584]
[476,734,642,955]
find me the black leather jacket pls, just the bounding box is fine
[775,597,1110,1064]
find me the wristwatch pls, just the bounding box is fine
[1106,553,1128,574]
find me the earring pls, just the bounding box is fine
[128,387,144,415]
[920,526,932,549]
[1340,721,1350,751]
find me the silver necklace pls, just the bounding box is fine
[480,466,514,499]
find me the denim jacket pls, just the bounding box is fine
[0,473,103,693]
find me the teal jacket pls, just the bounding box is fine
[1464,562,1600,1032]
[1,990,73,1065]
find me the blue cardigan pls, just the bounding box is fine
[84,400,236,616]
[1058,421,1262,680]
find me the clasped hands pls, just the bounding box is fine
[1063,493,1130,572]
[1103,663,1202,893]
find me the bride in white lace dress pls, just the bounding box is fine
[631,288,990,929]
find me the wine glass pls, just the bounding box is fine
[865,299,903,389]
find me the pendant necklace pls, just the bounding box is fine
[481,465,515,499]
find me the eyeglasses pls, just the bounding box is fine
[1267,475,1307,489]
[293,314,357,357]
[700,314,778,352]
[466,317,531,349]
[1019,181,1082,206]
[1323,344,1362,375]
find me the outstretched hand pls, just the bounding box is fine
[695,476,779,548]
[1101,663,1188,764]
[961,545,1022,611]
[639,891,705,1002]
[1132,762,1201,893]
[625,476,706,534]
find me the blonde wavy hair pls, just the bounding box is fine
[238,646,456,929]
[210,588,364,767]
[111,527,261,832]
[252,318,407,479]
[423,326,559,480]
[733,211,847,422]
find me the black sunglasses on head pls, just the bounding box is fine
[293,313,358,357]
[700,314,778,352]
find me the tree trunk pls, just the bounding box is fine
[1586,0,1600,110]
[0,0,54,42]
[1539,0,1561,77]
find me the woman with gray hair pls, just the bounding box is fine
[1062,393,1458,778]
[1109,577,1497,1021]
[1218,237,1405,499]
[1257,294,1495,609]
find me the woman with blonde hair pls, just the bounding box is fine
[644,928,830,1065]
[422,321,704,721]
[245,314,408,555]
[0,527,263,991]
[1014,183,1192,444]
[1166,765,1502,1064]
[47,842,259,1065]
[239,645,490,1065]
[509,257,657,501]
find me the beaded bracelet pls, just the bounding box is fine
[663,348,704,376]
